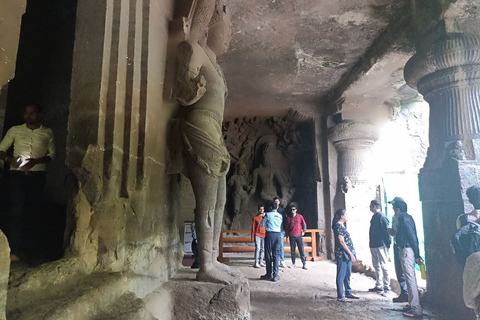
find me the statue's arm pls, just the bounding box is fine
[174,41,206,106]
[250,170,258,194]
[227,175,235,187]
[273,171,286,189]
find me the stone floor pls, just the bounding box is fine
[222,259,455,320]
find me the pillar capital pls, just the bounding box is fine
[327,120,379,149]
[328,120,379,184]
[404,32,480,162]
[405,33,480,96]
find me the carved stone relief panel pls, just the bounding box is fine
[223,115,317,230]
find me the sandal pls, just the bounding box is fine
[346,294,360,299]
[337,298,352,303]
[403,312,423,318]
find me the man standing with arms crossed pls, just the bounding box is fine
[285,204,307,269]
[0,104,55,261]
[368,199,392,296]
[390,197,423,318]
[260,201,283,282]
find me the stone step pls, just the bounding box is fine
[92,292,158,320]
[7,272,137,320]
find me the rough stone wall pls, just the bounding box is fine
[66,0,181,297]
[221,115,318,230]
[0,0,26,144]
[0,231,8,320]
[0,0,26,88]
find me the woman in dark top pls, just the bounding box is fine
[332,209,360,302]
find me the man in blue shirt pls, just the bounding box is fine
[273,197,287,268]
[260,201,283,281]
[390,197,423,318]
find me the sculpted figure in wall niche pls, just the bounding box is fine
[228,161,251,229]
[251,142,287,202]
[174,0,240,284]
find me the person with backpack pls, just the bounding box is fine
[451,186,480,318]
[456,186,480,229]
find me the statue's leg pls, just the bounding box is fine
[212,176,226,261]
[188,165,236,284]
[212,178,243,278]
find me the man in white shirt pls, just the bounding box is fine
[0,104,55,261]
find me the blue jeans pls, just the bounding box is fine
[265,231,282,278]
[254,235,265,265]
[336,258,353,299]
[394,244,408,295]
[280,231,285,261]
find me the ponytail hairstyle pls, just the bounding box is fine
[332,209,346,229]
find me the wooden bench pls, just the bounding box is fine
[218,229,324,263]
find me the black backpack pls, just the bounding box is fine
[451,222,480,267]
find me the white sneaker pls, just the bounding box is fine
[260,262,266,267]
[254,263,260,268]
[280,261,287,268]
[289,263,296,268]
[380,289,391,297]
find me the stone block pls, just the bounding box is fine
[144,275,250,320]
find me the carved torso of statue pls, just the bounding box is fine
[251,143,285,201]
[175,40,230,177]
[252,164,279,201]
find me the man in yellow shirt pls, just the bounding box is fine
[0,104,55,261]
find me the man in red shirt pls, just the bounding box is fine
[251,205,266,268]
[285,205,307,269]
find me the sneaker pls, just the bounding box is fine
[368,287,383,293]
[289,263,296,268]
[271,276,280,282]
[302,263,308,270]
[254,263,260,268]
[260,274,272,280]
[393,294,409,303]
[280,261,287,268]
[260,262,266,267]
[380,289,391,297]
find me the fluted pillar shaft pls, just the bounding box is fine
[328,120,380,264]
[404,32,480,317]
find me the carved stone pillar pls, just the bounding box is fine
[404,32,480,316]
[328,120,380,264]
[328,120,380,184]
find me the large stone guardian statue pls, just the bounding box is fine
[173,0,239,284]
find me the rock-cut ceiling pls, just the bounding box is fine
[222,0,415,119]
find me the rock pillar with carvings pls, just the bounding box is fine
[404,32,480,315]
[328,120,380,265]
[0,231,9,320]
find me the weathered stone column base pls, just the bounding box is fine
[418,156,480,318]
[144,271,251,320]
